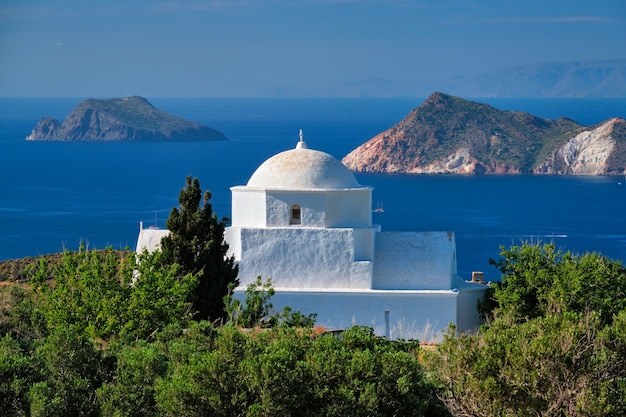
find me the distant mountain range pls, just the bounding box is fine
[448,59,626,98]
[312,59,626,98]
[26,96,227,142]
[342,92,626,175]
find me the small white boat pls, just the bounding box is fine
[373,201,384,213]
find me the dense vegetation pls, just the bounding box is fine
[428,243,626,416]
[1,177,625,416]
[0,247,447,416]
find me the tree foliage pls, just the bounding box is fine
[0,333,40,416]
[121,250,196,342]
[160,176,239,324]
[155,325,447,417]
[485,243,626,325]
[224,276,317,329]
[30,245,196,344]
[28,326,112,417]
[31,244,133,341]
[429,242,626,417]
[96,342,169,417]
[0,258,445,416]
[0,242,446,416]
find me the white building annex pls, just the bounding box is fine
[137,130,487,340]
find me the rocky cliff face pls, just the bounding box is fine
[534,118,625,175]
[26,96,227,142]
[342,93,626,175]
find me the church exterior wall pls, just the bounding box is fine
[231,187,372,229]
[230,187,267,227]
[455,286,487,331]
[224,227,241,262]
[324,189,372,227]
[265,192,326,227]
[135,225,170,254]
[353,227,378,261]
[225,226,376,290]
[251,289,475,341]
[372,231,458,290]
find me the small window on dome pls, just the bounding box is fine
[290,204,301,225]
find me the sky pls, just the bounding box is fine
[1,0,625,97]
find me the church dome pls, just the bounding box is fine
[247,131,360,190]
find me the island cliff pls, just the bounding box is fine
[342,92,626,175]
[26,96,227,142]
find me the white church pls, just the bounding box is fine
[137,131,487,340]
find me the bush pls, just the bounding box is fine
[429,243,626,417]
[156,325,447,417]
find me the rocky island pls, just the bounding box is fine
[342,92,626,175]
[26,96,227,141]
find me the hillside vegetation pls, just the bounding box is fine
[2,242,625,416]
[0,250,130,283]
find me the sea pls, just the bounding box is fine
[1,97,625,282]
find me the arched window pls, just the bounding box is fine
[290,204,301,225]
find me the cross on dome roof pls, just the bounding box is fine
[296,128,308,149]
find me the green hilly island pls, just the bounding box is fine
[343,92,626,175]
[26,96,227,142]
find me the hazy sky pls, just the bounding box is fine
[1,0,624,97]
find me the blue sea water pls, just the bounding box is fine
[1,97,625,282]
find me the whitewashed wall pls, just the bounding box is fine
[226,227,376,289]
[373,231,458,290]
[135,225,170,254]
[230,187,267,227]
[240,287,485,340]
[231,187,372,228]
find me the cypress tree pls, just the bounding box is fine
[160,176,239,323]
